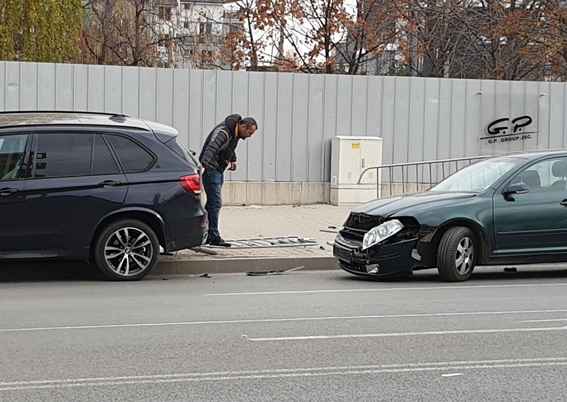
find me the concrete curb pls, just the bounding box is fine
[150,256,340,277]
[0,257,339,281]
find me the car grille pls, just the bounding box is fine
[333,244,353,261]
[340,212,383,241]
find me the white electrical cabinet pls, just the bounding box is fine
[330,136,383,205]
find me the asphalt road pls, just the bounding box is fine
[2,266,567,401]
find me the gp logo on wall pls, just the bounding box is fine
[481,115,538,144]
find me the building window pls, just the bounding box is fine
[159,6,171,20]
[199,22,212,35]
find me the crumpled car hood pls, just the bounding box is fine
[353,191,478,218]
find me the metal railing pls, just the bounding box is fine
[358,156,489,198]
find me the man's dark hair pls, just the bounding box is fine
[241,117,258,129]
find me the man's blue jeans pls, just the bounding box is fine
[202,169,224,241]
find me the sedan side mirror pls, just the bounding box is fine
[504,182,530,196]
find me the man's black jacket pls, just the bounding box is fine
[199,114,241,174]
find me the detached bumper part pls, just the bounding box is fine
[334,235,418,276]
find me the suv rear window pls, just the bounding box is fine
[93,135,121,175]
[107,135,155,173]
[165,137,199,166]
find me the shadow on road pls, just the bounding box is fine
[0,262,105,283]
[339,265,567,284]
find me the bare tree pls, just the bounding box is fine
[398,0,550,80]
[83,0,162,66]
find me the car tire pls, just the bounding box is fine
[437,226,476,282]
[94,219,159,281]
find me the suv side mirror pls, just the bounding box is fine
[504,182,530,196]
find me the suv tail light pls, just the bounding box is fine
[179,174,202,196]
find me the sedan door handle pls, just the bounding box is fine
[99,180,121,188]
[0,187,19,196]
[561,199,567,206]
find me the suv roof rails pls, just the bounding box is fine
[0,110,130,118]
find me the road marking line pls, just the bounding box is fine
[2,357,563,386]
[205,282,567,296]
[247,325,567,341]
[1,360,567,392]
[2,309,567,333]
[519,318,567,323]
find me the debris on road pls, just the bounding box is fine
[200,273,212,278]
[319,229,338,234]
[246,266,305,276]
[205,236,318,249]
[190,247,219,256]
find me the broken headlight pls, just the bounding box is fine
[362,219,404,250]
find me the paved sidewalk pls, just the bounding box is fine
[178,204,354,259]
[155,204,357,275]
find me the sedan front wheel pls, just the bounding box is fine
[437,226,476,282]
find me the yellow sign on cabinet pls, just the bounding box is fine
[351,142,361,149]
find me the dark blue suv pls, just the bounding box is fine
[0,111,207,280]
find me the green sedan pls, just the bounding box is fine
[334,151,567,281]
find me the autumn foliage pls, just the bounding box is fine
[0,0,83,63]
[1,0,567,80]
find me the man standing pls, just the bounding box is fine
[199,114,258,247]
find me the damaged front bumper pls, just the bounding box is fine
[333,233,419,277]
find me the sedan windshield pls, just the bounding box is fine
[430,157,524,193]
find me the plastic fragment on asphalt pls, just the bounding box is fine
[246,266,306,276]
[441,373,464,377]
[200,273,212,278]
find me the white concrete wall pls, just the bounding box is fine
[2,61,567,192]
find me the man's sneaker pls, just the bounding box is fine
[208,237,232,247]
